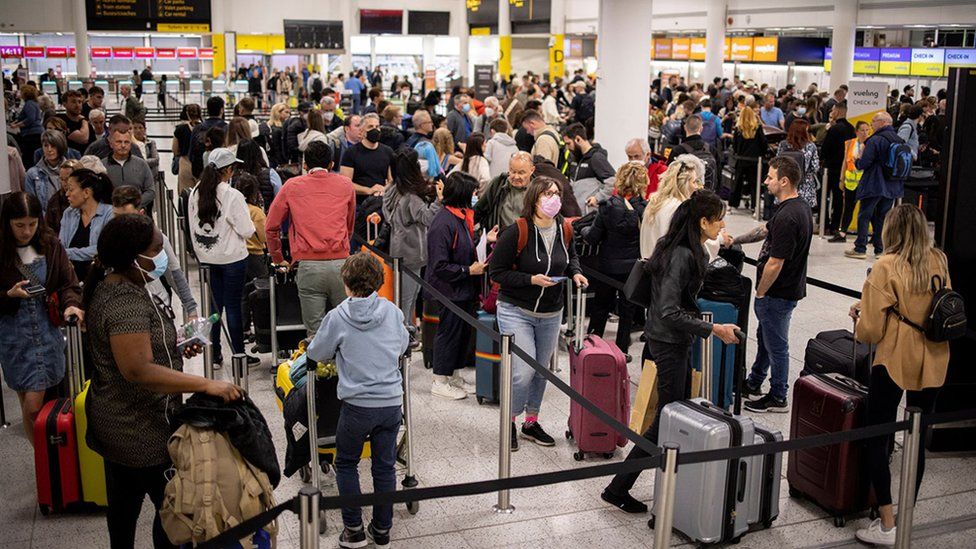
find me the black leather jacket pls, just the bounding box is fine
[645,245,713,345]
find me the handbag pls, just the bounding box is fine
[623,258,652,308]
[170,154,180,176]
[16,258,63,327]
[629,359,659,434]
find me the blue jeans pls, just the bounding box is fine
[204,259,248,358]
[747,296,797,401]
[496,300,562,418]
[853,196,893,254]
[335,403,402,530]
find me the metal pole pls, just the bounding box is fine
[701,312,713,402]
[231,354,249,393]
[199,265,214,379]
[392,258,418,490]
[494,333,515,513]
[653,443,680,548]
[270,271,279,362]
[298,485,321,549]
[166,189,178,248]
[392,257,401,310]
[306,355,321,489]
[753,158,763,221]
[156,176,168,238]
[818,168,829,238]
[895,407,923,549]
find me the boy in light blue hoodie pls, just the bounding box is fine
[307,252,409,549]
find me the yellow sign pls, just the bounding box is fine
[723,38,731,61]
[671,38,691,60]
[499,35,512,79]
[910,48,945,77]
[157,23,210,33]
[212,33,225,77]
[236,34,286,55]
[549,34,565,79]
[690,38,706,61]
[752,37,778,62]
[730,37,753,61]
[470,27,491,36]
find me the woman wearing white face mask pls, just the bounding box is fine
[488,177,588,450]
[83,213,242,548]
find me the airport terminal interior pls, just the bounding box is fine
[1,1,976,547]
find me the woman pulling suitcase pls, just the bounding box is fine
[601,190,740,513]
[849,204,951,546]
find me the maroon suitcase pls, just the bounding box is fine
[33,398,82,514]
[566,286,630,460]
[786,372,872,527]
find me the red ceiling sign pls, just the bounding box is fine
[91,47,112,58]
[135,47,155,58]
[24,47,45,58]
[46,47,69,58]
[177,47,197,58]
[0,46,23,58]
[112,47,134,58]
[156,48,176,59]
[197,47,213,59]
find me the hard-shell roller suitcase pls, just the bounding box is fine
[787,372,871,527]
[34,398,82,514]
[746,422,783,530]
[691,298,739,410]
[802,318,872,385]
[651,398,753,544]
[75,381,107,507]
[567,285,630,460]
[475,310,501,405]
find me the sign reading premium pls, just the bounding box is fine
[87,0,211,32]
[879,48,911,75]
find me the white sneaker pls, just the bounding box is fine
[856,518,896,546]
[432,379,467,400]
[450,374,477,395]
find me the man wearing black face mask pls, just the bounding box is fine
[563,123,614,208]
[339,113,395,204]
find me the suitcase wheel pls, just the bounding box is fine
[730,535,742,544]
[647,516,655,530]
[565,430,573,440]
[603,453,614,459]
[573,451,585,461]
[763,519,774,529]
[299,465,311,484]
[406,501,419,515]
[39,504,50,516]
[833,516,846,528]
[477,396,485,405]
[319,510,328,534]
[788,486,802,498]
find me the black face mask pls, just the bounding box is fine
[366,128,381,142]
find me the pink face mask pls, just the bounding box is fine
[539,194,562,218]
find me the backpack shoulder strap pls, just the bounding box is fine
[516,217,529,255]
[562,218,573,248]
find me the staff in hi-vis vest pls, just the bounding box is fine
[835,120,872,240]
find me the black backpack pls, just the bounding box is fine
[894,275,967,342]
[674,141,718,191]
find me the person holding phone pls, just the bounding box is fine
[0,192,84,441]
[489,176,587,450]
[602,190,740,514]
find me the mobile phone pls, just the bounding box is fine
[24,284,45,296]
[549,276,567,283]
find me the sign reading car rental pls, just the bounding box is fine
[847,80,889,128]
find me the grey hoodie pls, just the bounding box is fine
[306,292,409,409]
[484,133,520,179]
[382,185,443,270]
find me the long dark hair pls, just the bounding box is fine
[234,172,263,209]
[235,139,268,173]
[461,132,486,173]
[648,189,725,283]
[83,214,155,307]
[70,168,114,204]
[392,149,432,198]
[196,163,231,228]
[0,191,52,268]
[442,172,479,208]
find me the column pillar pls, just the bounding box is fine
[549,0,566,81]
[340,0,354,74]
[73,0,91,78]
[422,35,436,80]
[829,1,858,92]
[498,0,512,81]
[594,0,653,168]
[451,2,470,85]
[704,0,727,83]
[0,96,10,197]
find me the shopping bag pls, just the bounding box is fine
[629,359,659,435]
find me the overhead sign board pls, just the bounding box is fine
[730,37,753,61]
[87,0,211,32]
[879,48,911,75]
[910,48,945,77]
[945,49,976,76]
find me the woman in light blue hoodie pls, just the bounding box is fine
[306,251,409,549]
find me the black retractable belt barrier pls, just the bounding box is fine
[741,255,862,299]
[196,498,300,549]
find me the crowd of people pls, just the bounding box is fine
[0,63,955,548]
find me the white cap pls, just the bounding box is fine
[208,148,242,170]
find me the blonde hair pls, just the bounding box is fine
[643,154,703,226]
[881,204,948,293]
[615,161,648,198]
[269,103,289,127]
[432,128,455,158]
[736,106,759,139]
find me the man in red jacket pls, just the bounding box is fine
[266,141,356,334]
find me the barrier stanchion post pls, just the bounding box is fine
[895,407,923,549]
[700,312,713,402]
[0,380,8,428]
[298,485,321,549]
[393,258,419,492]
[818,168,829,238]
[199,266,214,379]
[306,354,321,490]
[494,333,515,514]
[652,443,680,548]
[753,159,764,221]
[166,189,178,249]
[231,354,249,393]
[156,176,169,238]
[270,271,280,362]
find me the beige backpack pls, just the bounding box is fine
[161,424,279,547]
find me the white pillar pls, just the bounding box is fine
[451,3,470,85]
[704,0,727,83]
[829,0,858,92]
[369,35,377,70]
[0,98,10,196]
[549,0,566,81]
[73,0,91,78]
[498,0,512,80]
[340,0,354,74]
[422,35,436,75]
[594,0,653,168]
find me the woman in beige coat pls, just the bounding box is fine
[850,204,951,546]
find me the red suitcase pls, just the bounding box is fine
[786,372,871,527]
[34,398,82,514]
[566,285,630,460]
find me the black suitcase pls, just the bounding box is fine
[802,320,872,386]
[250,272,305,355]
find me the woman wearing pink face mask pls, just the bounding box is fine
[488,177,588,451]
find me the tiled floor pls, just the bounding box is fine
[2,131,974,547]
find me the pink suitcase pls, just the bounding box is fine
[566,285,630,460]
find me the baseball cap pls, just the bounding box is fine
[208,148,243,170]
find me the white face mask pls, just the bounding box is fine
[323,111,335,122]
[485,107,495,117]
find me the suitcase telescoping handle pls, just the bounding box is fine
[366,212,381,244]
[574,283,587,351]
[65,315,85,399]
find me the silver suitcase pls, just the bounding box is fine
[746,423,783,530]
[652,398,752,544]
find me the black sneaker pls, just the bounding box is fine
[744,394,789,413]
[366,522,391,549]
[246,355,261,368]
[828,233,847,243]
[601,489,648,514]
[521,421,556,446]
[510,422,519,452]
[338,525,367,549]
[739,383,764,400]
